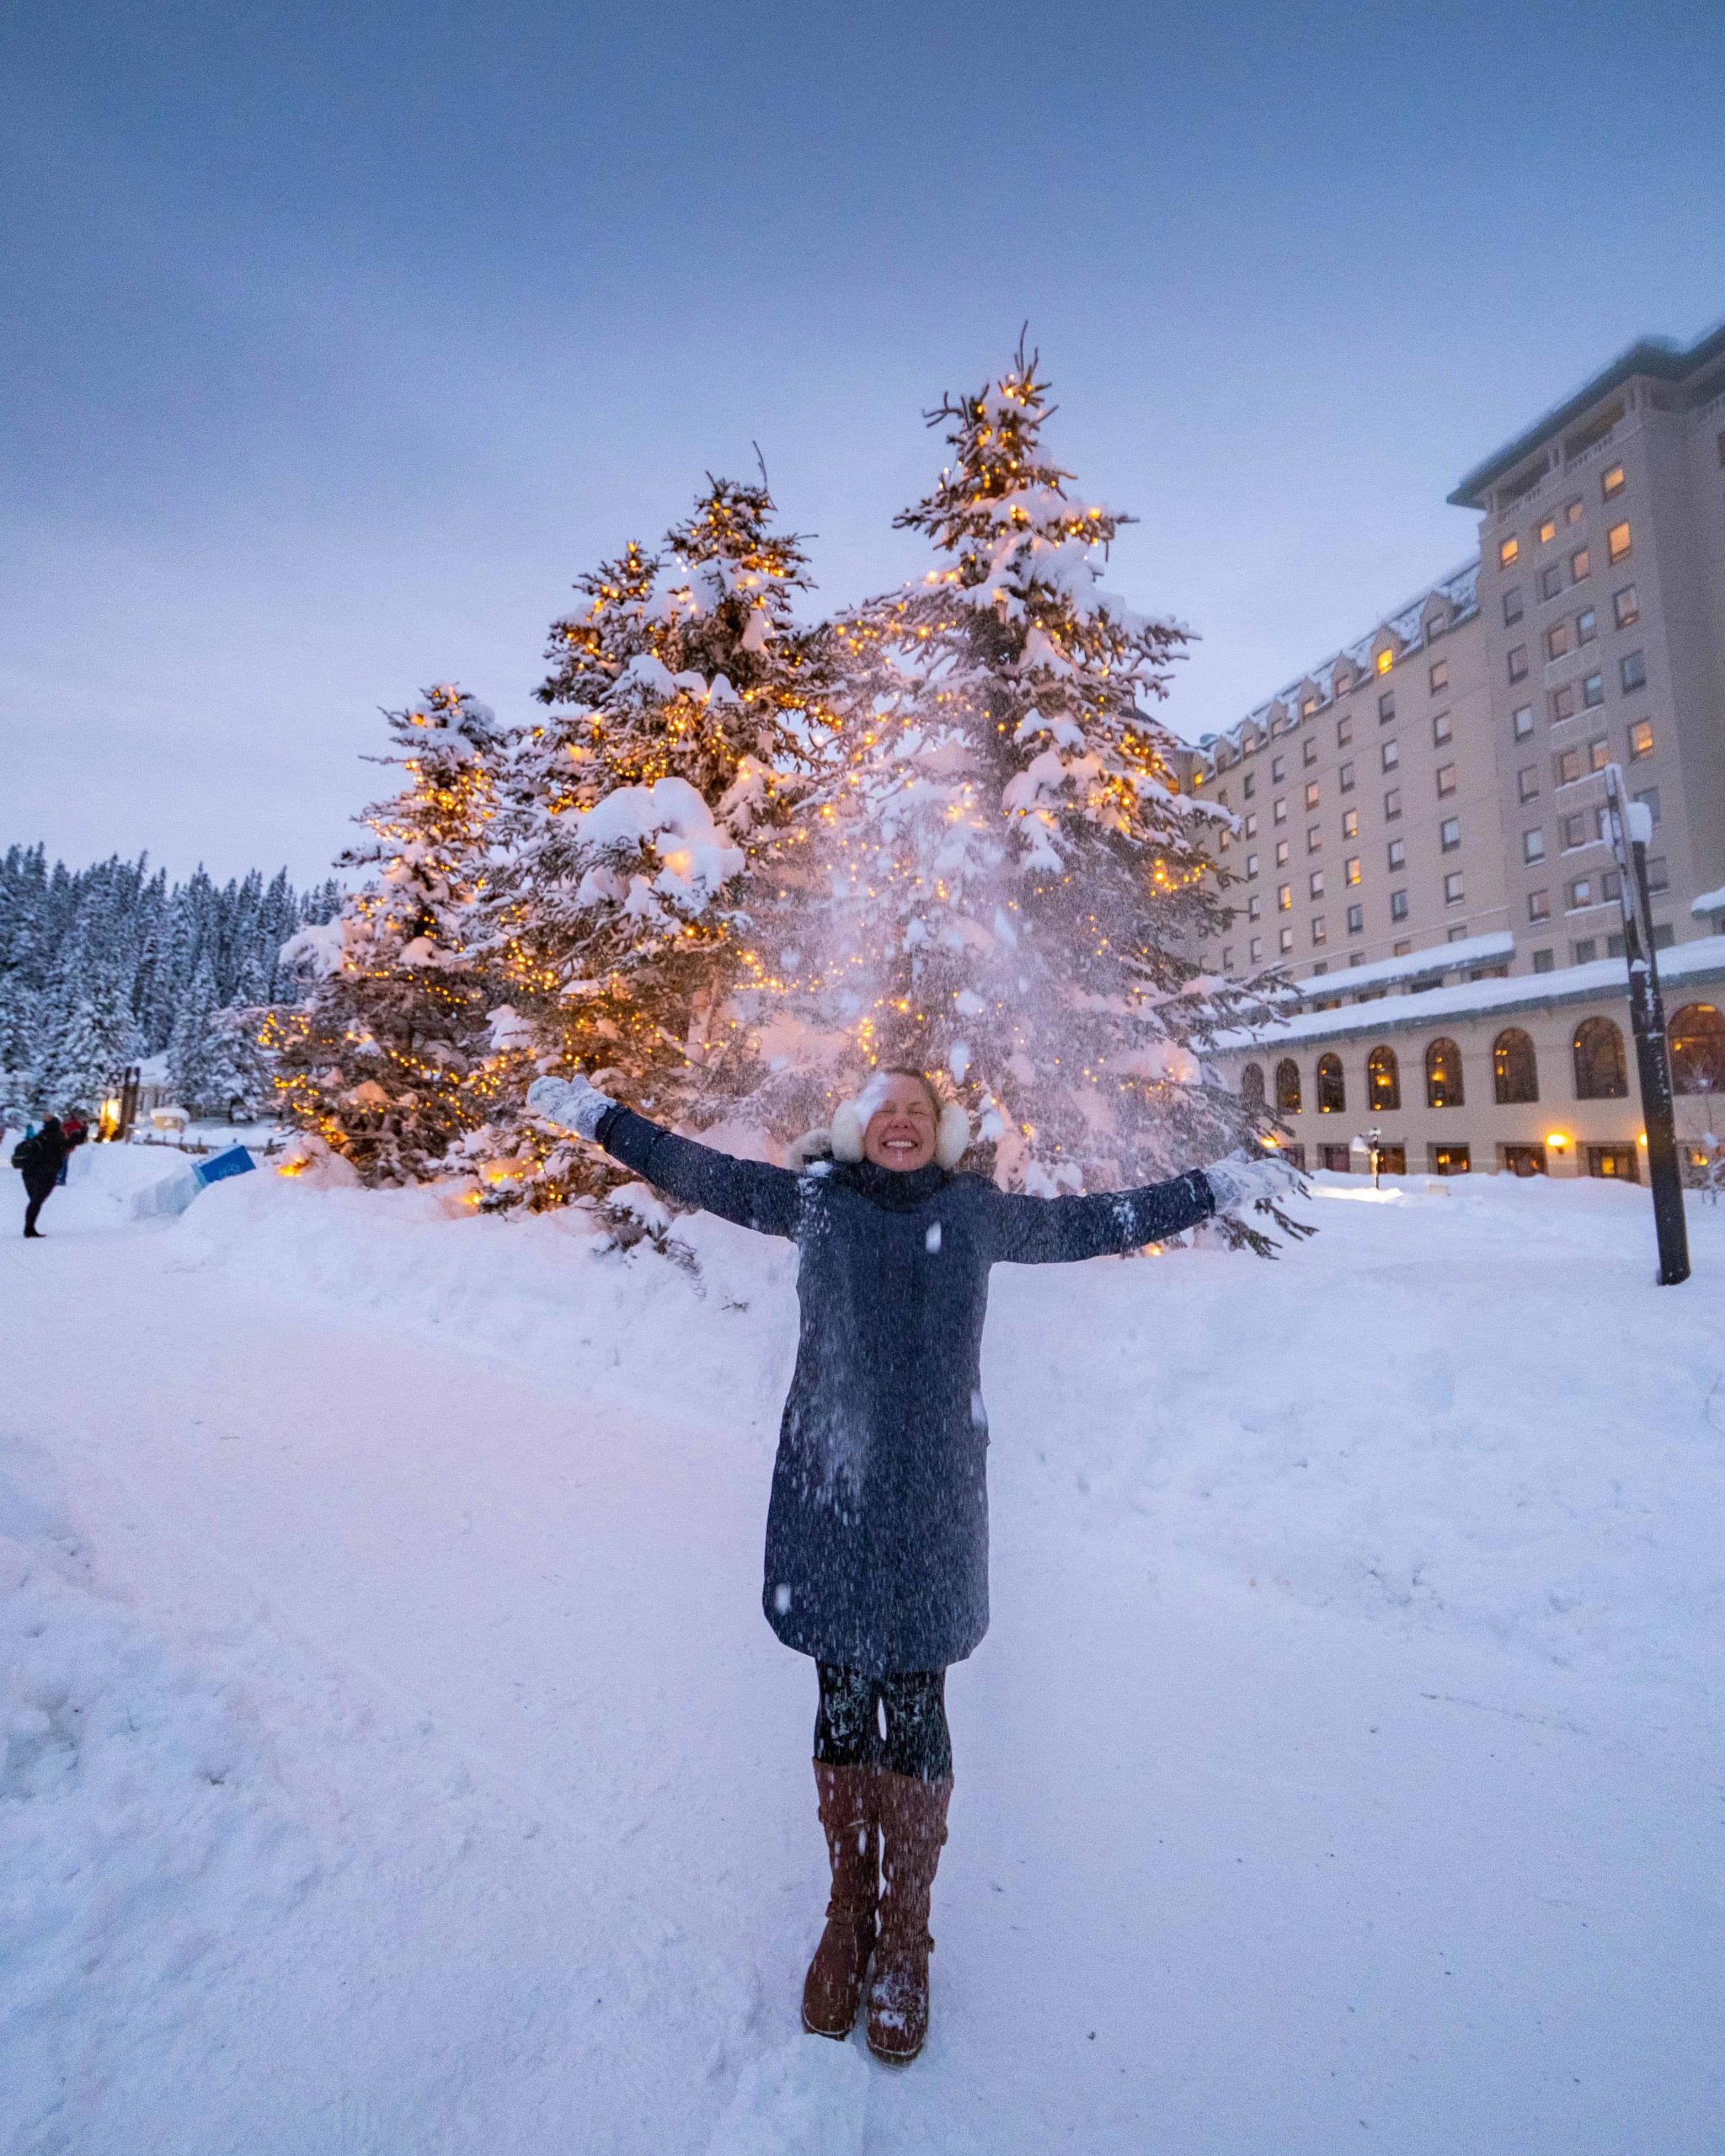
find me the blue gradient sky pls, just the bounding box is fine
[4,0,1722,880]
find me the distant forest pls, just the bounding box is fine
[0,844,341,1118]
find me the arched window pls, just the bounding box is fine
[1425,1038,1464,1109]
[1241,1062,1265,1107]
[1316,1054,1346,1113]
[1366,1043,1401,1112]
[1492,1027,1539,1105]
[1669,1004,1725,1096]
[1274,1058,1302,1114]
[1573,1017,1627,1100]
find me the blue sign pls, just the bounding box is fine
[193,1145,257,1189]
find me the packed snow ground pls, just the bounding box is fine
[3,1144,1722,2153]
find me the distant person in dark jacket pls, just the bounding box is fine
[528,1064,1295,2063]
[56,1109,88,1185]
[15,1116,75,1237]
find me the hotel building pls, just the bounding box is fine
[1181,323,1725,1178]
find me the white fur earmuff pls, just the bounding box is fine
[825,1091,971,1169]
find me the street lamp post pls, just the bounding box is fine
[1603,765,1690,1286]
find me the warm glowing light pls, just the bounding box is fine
[1375,648,1393,675]
[1545,1131,1569,1151]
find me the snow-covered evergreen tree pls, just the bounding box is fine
[269,685,525,1181]
[29,872,142,1113]
[478,477,836,1208]
[741,346,1283,1224]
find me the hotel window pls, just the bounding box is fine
[1507,646,1528,683]
[1243,814,1257,838]
[1517,765,1540,801]
[1503,585,1524,625]
[1339,760,1355,792]
[1426,1038,1465,1110]
[1435,764,1457,798]
[1538,514,1557,545]
[1646,855,1669,892]
[1278,883,1292,910]
[1606,521,1631,563]
[1247,895,1263,921]
[1344,856,1361,885]
[1336,716,1354,747]
[1429,659,1448,693]
[1512,703,1534,740]
[1528,889,1551,921]
[1587,735,1608,773]
[1309,870,1325,899]
[1498,536,1519,567]
[1569,545,1591,582]
[1432,711,1453,746]
[1389,889,1410,923]
[1381,739,1399,771]
[1384,787,1402,820]
[1305,781,1320,809]
[1545,620,1572,659]
[1573,938,1597,965]
[1582,671,1604,708]
[1220,947,1233,971]
[1311,915,1327,945]
[1274,797,1289,825]
[1532,947,1555,972]
[1550,683,1577,722]
[1245,851,1259,877]
[1600,868,1621,903]
[1612,583,1638,628]
[1342,808,1359,839]
[1306,825,1322,854]
[1619,649,1646,692]
[1556,745,1583,785]
[1386,839,1406,871]
[1271,755,1286,782]
[1274,839,1290,867]
[1601,462,1625,499]
[1443,871,1465,905]
[1560,812,1590,851]
[1346,903,1364,934]
[1376,649,1394,676]
[1632,785,1661,824]
[1627,718,1653,760]
[1303,737,1318,766]
[1566,497,1583,525]
[1439,817,1461,852]
[1567,875,1594,909]
[1575,606,1596,645]
[1249,936,1263,962]
[1300,696,1316,718]
[1378,689,1395,722]
[1523,828,1546,863]
[1279,927,1294,953]
[1242,772,1255,799]
[1539,564,1563,603]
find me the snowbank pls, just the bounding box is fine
[156,1161,1725,1701]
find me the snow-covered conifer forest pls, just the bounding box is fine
[0,844,339,1120]
[4,351,1290,1220]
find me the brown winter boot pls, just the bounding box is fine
[866,1770,952,2065]
[801,1762,879,2039]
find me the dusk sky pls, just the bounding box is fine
[5,0,1723,883]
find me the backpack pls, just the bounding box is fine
[11,1134,42,1172]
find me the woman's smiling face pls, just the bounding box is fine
[862,1072,939,1172]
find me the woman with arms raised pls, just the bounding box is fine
[528,1065,1294,2064]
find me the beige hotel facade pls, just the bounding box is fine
[1177,323,1725,1179]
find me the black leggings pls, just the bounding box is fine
[23,1176,56,1235]
[814,1662,952,1781]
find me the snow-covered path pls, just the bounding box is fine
[3,1159,1722,2153]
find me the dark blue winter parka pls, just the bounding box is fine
[597,1106,1216,1676]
